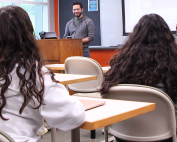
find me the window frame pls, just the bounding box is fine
[0,0,51,33]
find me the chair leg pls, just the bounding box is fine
[51,128,57,142]
[104,126,108,142]
[71,128,80,142]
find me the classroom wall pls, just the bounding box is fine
[49,0,55,33]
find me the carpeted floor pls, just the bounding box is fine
[40,127,114,142]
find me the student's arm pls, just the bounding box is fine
[39,69,85,131]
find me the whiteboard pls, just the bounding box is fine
[100,0,127,46]
[124,0,177,33]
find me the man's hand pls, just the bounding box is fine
[82,37,89,43]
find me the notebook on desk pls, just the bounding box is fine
[78,99,106,111]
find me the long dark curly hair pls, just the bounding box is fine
[100,14,177,101]
[0,6,58,120]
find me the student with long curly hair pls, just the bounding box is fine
[0,5,85,142]
[100,14,177,142]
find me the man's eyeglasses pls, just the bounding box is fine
[72,8,81,12]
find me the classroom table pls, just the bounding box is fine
[71,96,156,142]
[46,64,110,73]
[46,64,65,71]
[50,74,155,142]
[54,73,97,85]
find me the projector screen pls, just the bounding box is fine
[122,0,177,35]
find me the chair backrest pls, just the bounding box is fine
[64,56,104,92]
[102,84,176,142]
[0,129,15,142]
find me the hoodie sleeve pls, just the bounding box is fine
[86,19,95,42]
[63,22,70,38]
[39,72,85,131]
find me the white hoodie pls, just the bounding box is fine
[0,66,85,142]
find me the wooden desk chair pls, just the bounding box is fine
[64,56,104,141]
[102,84,176,142]
[0,129,15,142]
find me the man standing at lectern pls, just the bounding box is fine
[63,2,95,58]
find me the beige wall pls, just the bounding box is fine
[49,0,55,32]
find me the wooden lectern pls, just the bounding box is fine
[37,39,83,64]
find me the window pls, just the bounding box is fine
[21,0,47,2]
[0,0,49,39]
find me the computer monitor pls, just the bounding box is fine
[39,31,57,39]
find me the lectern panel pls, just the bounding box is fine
[37,39,83,64]
[59,39,83,63]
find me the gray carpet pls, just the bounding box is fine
[40,128,114,142]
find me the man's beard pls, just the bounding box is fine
[74,12,82,18]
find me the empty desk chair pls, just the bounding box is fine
[65,56,104,141]
[102,84,176,142]
[64,56,104,97]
